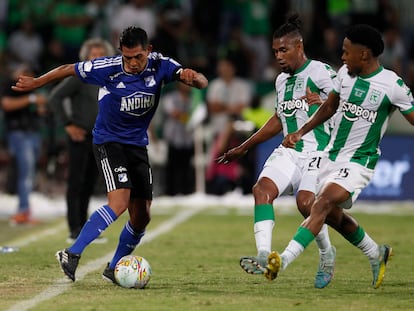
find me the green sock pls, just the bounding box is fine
[344,226,365,246]
[293,226,315,249]
[254,204,275,223]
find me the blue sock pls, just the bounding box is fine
[69,205,117,254]
[109,221,145,269]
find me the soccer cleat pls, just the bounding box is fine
[239,251,269,274]
[102,263,118,285]
[264,251,282,281]
[314,246,336,289]
[371,244,393,289]
[55,249,81,282]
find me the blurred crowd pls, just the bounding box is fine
[0,0,414,202]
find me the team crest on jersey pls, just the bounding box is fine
[120,91,155,116]
[341,101,377,123]
[368,89,381,105]
[277,98,309,117]
[144,75,156,87]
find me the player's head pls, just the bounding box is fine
[272,13,306,75]
[342,24,384,76]
[119,26,153,74]
[79,38,115,61]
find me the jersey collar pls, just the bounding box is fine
[359,65,384,79]
[294,59,311,75]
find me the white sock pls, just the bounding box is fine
[280,240,304,271]
[314,224,332,255]
[254,220,274,255]
[356,232,379,262]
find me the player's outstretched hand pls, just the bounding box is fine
[11,75,38,92]
[282,132,301,149]
[179,68,208,89]
[216,146,247,164]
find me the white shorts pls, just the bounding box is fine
[258,145,325,197]
[317,157,375,208]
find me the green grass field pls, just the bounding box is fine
[1,204,414,311]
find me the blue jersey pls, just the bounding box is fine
[74,52,182,146]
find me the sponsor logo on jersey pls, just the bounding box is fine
[294,77,304,92]
[120,91,155,116]
[116,82,126,88]
[340,101,377,123]
[277,98,309,117]
[109,71,124,80]
[114,166,127,173]
[397,78,412,96]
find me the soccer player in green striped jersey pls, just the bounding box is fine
[218,14,337,288]
[275,24,414,289]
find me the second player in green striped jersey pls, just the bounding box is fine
[328,64,414,169]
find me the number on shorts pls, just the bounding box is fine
[309,156,322,169]
[338,168,349,178]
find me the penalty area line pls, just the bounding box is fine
[5,205,208,311]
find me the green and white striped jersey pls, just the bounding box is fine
[329,65,414,169]
[275,59,336,153]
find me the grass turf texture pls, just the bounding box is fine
[1,205,414,311]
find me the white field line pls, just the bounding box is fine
[5,205,207,311]
[5,222,67,248]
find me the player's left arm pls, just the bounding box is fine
[177,68,208,89]
[393,78,414,126]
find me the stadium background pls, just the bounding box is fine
[0,0,413,207]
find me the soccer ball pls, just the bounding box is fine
[114,255,152,289]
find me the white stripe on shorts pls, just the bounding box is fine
[101,157,116,192]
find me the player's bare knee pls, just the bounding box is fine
[252,180,277,204]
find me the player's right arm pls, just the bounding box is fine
[283,91,340,148]
[217,112,282,163]
[12,64,76,92]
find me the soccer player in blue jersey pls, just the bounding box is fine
[12,26,208,283]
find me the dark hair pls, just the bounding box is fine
[273,13,302,39]
[345,24,384,57]
[119,26,149,49]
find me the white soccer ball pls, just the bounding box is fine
[114,255,152,289]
